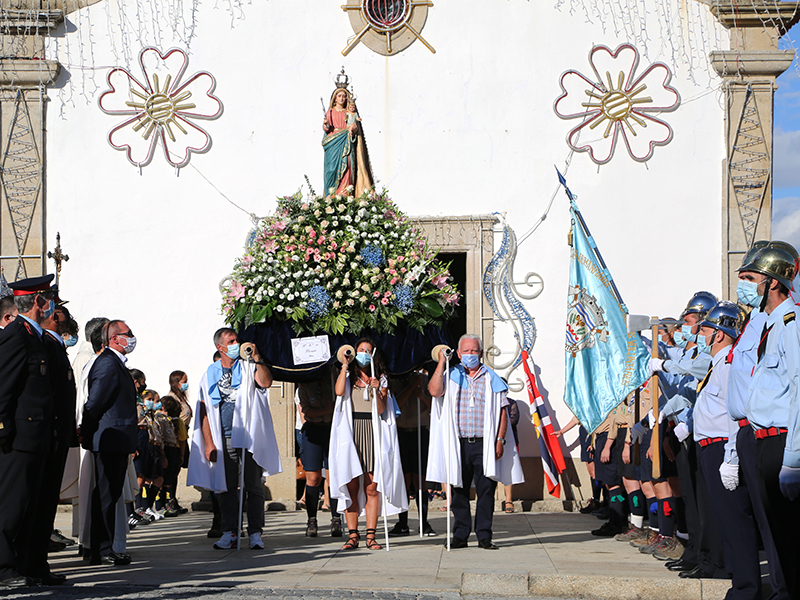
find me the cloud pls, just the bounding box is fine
[774,128,800,189]
[773,195,800,249]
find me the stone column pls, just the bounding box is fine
[708,1,800,300]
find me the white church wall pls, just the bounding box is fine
[45,1,728,458]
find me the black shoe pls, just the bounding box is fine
[48,539,67,553]
[0,575,31,588]
[579,499,601,514]
[207,516,222,538]
[591,521,625,537]
[423,523,437,536]
[667,558,697,572]
[446,537,468,549]
[30,572,67,586]
[51,529,76,546]
[388,523,410,537]
[90,551,132,566]
[679,566,714,579]
[330,517,343,538]
[305,517,318,537]
[478,539,498,549]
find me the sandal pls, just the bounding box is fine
[502,501,514,513]
[342,529,360,550]
[365,528,382,550]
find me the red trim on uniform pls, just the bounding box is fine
[698,437,727,447]
[12,286,49,296]
[738,419,749,427]
[754,427,788,440]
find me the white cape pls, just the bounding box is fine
[427,368,524,487]
[187,359,282,493]
[328,379,408,517]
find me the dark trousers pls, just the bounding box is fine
[674,439,701,565]
[697,440,761,600]
[219,437,264,536]
[89,451,129,557]
[18,443,69,577]
[694,441,726,577]
[738,426,789,600]
[452,438,497,543]
[0,450,45,579]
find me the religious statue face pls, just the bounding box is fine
[335,90,347,108]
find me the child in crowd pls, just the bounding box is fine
[160,395,190,515]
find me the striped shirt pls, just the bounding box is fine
[454,365,508,437]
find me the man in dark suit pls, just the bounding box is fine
[79,319,137,566]
[0,275,57,589]
[16,302,78,584]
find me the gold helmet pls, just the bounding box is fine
[738,242,798,290]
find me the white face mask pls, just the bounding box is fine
[123,335,137,355]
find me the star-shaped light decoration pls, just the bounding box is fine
[98,47,222,168]
[554,44,680,165]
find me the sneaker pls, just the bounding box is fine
[652,536,685,561]
[640,534,665,554]
[614,524,645,542]
[168,498,189,515]
[249,532,264,550]
[145,507,164,521]
[591,521,626,537]
[579,499,601,514]
[630,529,659,548]
[330,517,343,538]
[52,529,76,546]
[127,514,140,529]
[305,517,318,537]
[423,523,437,536]
[135,508,154,524]
[162,507,180,518]
[388,523,410,537]
[213,532,237,549]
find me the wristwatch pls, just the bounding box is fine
[498,438,506,446]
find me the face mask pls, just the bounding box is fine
[64,335,78,347]
[154,402,162,411]
[180,383,189,392]
[42,299,55,320]
[461,354,480,369]
[123,335,137,355]
[144,400,154,410]
[696,331,715,355]
[225,343,240,360]
[672,330,687,348]
[737,280,762,308]
[681,324,697,343]
[355,352,372,366]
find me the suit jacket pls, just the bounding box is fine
[43,331,78,450]
[80,348,137,453]
[0,317,55,453]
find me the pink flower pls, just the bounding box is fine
[301,203,309,210]
[369,304,376,312]
[397,256,405,262]
[318,236,326,245]
[384,291,391,298]
[400,268,407,274]
[390,277,398,285]
[308,229,316,238]
[274,220,287,231]
[431,274,448,289]
[241,255,254,267]
[263,239,278,253]
[445,293,460,306]
[381,298,389,305]
[373,291,381,298]
[229,281,245,299]
[330,241,338,250]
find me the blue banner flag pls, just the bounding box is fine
[561,176,649,433]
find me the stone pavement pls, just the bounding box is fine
[35,507,740,600]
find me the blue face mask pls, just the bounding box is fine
[696,331,715,355]
[154,402,162,411]
[42,299,55,320]
[681,324,697,343]
[144,400,154,410]
[355,352,372,366]
[461,354,480,369]
[225,343,240,360]
[180,382,189,392]
[672,330,687,348]
[64,334,78,347]
[737,280,762,308]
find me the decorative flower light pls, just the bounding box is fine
[554,44,680,165]
[98,47,222,168]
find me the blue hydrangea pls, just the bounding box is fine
[359,244,385,267]
[307,285,332,319]
[392,285,415,314]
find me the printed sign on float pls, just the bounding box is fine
[291,335,332,365]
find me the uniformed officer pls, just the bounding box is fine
[16,300,78,585]
[0,275,57,588]
[693,301,761,599]
[736,242,800,599]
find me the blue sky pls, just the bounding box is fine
[773,50,800,250]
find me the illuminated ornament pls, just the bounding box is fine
[98,47,222,168]
[554,44,680,165]
[342,0,434,56]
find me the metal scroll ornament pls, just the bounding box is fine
[483,220,543,391]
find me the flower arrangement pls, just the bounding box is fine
[222,187,460,335]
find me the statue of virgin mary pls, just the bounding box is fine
[322,71,374,198]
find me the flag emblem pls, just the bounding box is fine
[565,285,608,356]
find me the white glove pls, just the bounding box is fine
[673,422,691,442]
[631,422,647,445]
[719,461,739,491]
[647,409,665,428]
[779,465,800,501]
[648,358,665,376]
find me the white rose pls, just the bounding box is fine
[276,306,284,312]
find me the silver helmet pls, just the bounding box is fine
[699,301,746,339]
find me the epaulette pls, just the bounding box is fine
[21,320,32,336]
[784,312,795,325]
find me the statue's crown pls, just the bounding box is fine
[335,67,350,89]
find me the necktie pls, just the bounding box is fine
[757,322,773,362]
[697,363,714,394]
